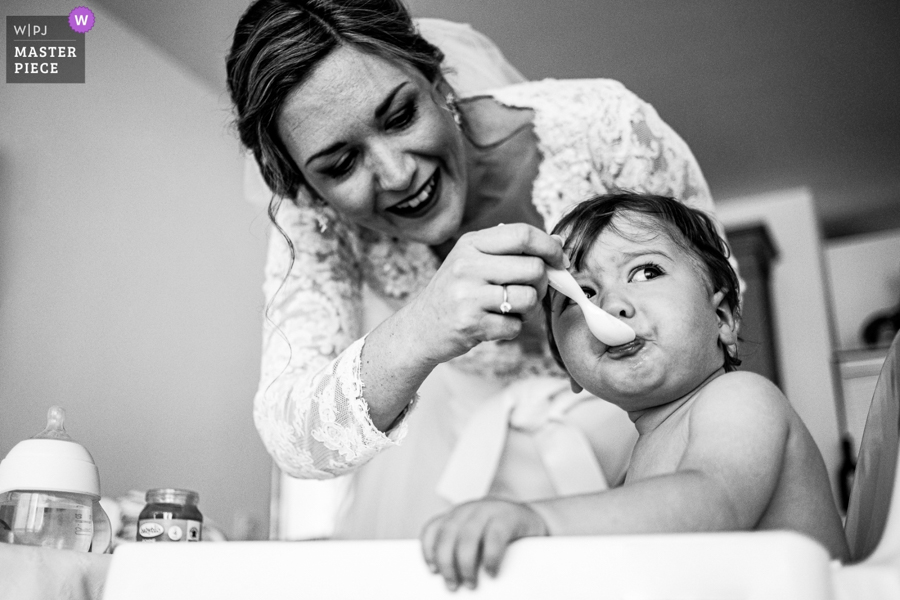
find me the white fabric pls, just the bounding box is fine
[436,378,609,504]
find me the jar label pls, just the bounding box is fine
[137,519,202,542]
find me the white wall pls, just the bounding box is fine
[825,230,900,351]
[0,2,271,537]
[716,189,843,501]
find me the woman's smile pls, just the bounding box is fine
[277,45,468,245]
[386,169,441,218]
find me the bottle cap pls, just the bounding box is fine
[0,406,101,498]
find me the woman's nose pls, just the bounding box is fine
[370,142,414,192]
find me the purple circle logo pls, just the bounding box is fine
[69,6,95,33]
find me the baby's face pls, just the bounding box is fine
[549,216,728,412]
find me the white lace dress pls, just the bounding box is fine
[256,42,718,539]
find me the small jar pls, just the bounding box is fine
[137,488,202,543]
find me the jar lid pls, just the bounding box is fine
[146,488,199,506]
[0,407,100,498]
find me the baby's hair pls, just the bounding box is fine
[543,191,742,372]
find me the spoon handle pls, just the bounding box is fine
[546,267,636,346]
[546,267,586,304]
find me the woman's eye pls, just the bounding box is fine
[630,264,664,282]
[385,102,417,130]
[323,152,356,179]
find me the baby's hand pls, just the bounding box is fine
[420,499,548,591]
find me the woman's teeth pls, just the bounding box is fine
[393,175,436,212]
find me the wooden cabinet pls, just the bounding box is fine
[727,225,781,387]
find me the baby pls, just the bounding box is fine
[420,192,850,590]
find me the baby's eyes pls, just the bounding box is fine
[557,286,594,311]
[630,263,664,282]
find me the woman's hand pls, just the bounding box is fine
[361,223,566,431]
[421,498,548,591]
[406,223,567,366]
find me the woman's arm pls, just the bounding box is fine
[254,24,539,478]
[254,200,409,478]
[256,205,566,478]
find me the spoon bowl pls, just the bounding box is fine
[546,267,636,346]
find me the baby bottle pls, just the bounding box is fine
[0,406,111,553]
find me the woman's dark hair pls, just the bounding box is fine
[544,191,743,372]
[226,0,445,200]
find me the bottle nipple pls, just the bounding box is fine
[32,406,76,442]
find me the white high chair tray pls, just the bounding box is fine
[103,532,833,600]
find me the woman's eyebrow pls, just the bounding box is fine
[306,141,346,166]
[305,82,408,166]
[374,82,408,119]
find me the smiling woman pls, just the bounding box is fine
[226,0,729,540]
[276,46,467,244]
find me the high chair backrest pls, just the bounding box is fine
[844,331,900,564]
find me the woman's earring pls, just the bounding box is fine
[306,189,330,233]
[445,91,462,128]
[316,212,329,234]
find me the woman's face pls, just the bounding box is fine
[277,45,468,245]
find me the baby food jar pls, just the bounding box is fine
[137,488,202,542]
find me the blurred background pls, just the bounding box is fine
[1,0,898,539]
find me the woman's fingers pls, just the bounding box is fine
[489,284,539,316]
[467,223,567,269]
[450,253,547,287]
[409,223,565,362]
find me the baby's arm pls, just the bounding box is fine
[536,373,790,535]
[421,372,790,590]
[420,499,548,591]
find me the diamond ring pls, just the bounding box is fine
[500,285,512,314]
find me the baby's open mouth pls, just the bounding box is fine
[605,337,643,357]
[387,170,440,217]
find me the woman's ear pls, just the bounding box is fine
[711,289,738,347]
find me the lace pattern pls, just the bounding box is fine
[255,78,716,478]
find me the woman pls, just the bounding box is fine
[227,0,724,539]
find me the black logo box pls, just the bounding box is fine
[7,16,85,84]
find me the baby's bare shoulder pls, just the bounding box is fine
[691,371,791,427]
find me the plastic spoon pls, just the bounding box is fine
[547,267,636,346]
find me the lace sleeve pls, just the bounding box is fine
[586,81,714,217]
[585,82,740,281]
[254,201,413,479]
